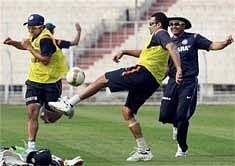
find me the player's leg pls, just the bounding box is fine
[123,107,153,162]
[44,80,67,120]
[26,103,41,152]
[124,90,156,161]
[48,67,135,115]
[49,74,109,114]
[159,77,178,140]
[175,78,198,157]
[40,105,63,123]
[25,81,43,152]
[120,66,158,161]
[40,105,48,123]
[159,77,177,123]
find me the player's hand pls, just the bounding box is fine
[225,35,234,45]
[3,37,12,45]
[21,39,32,50]
[113,51,123,63]
[175,68,183,84]
[75,23,81,32]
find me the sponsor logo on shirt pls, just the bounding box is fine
[182,39,188,45]
[177,45,191,52]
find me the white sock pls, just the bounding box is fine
[27,140,36,149]
[136,137,148,151]
[173,126,177,133]
[69,94,81,106]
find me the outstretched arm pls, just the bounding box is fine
[3,37,26,50]
[209,35,234,50]
[166,42,182,84]
[112,50,142,63]
[21,39,51,65]
[70,23,81,46]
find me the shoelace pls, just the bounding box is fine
[129,147,151,155]
[59,97,74,118]
[58,97,70,107]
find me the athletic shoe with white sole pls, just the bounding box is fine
[126,147,153,161]
[175,144,188,157]
[172,126,177,141]
[49,96,74,119]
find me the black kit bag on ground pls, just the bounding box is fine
[26,149,52,166]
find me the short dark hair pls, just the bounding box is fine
[45,23,56,34]
[151,12,168,30]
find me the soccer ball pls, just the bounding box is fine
[66,67,85,86]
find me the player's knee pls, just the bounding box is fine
[27,104,40,120]
[122,107,139,127]
[96,75,109,86]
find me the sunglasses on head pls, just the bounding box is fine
[169,22,185,27]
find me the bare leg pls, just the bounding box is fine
[27,103,41,141]
[41,110,63,123]
[26,103,41,152]
[123,106,153,161]
[48,75,109,116]
[122,106,143,139]
[80,75,108,100]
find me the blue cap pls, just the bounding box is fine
[23,14,44,26]
[45,23,56,33]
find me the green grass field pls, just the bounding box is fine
[0,104,235,166]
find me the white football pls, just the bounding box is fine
[66,67,85,86]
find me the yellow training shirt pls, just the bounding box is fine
[137,33,170,85]
[28,29,68,83]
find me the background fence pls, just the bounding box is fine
[0,0,234,104]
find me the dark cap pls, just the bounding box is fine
[45,23,56,34]
[23,14,44,26]
[168,17,192,29]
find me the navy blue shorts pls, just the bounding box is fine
[159,77,197,124]
[25,80,62,110]
[105,65,159,114]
